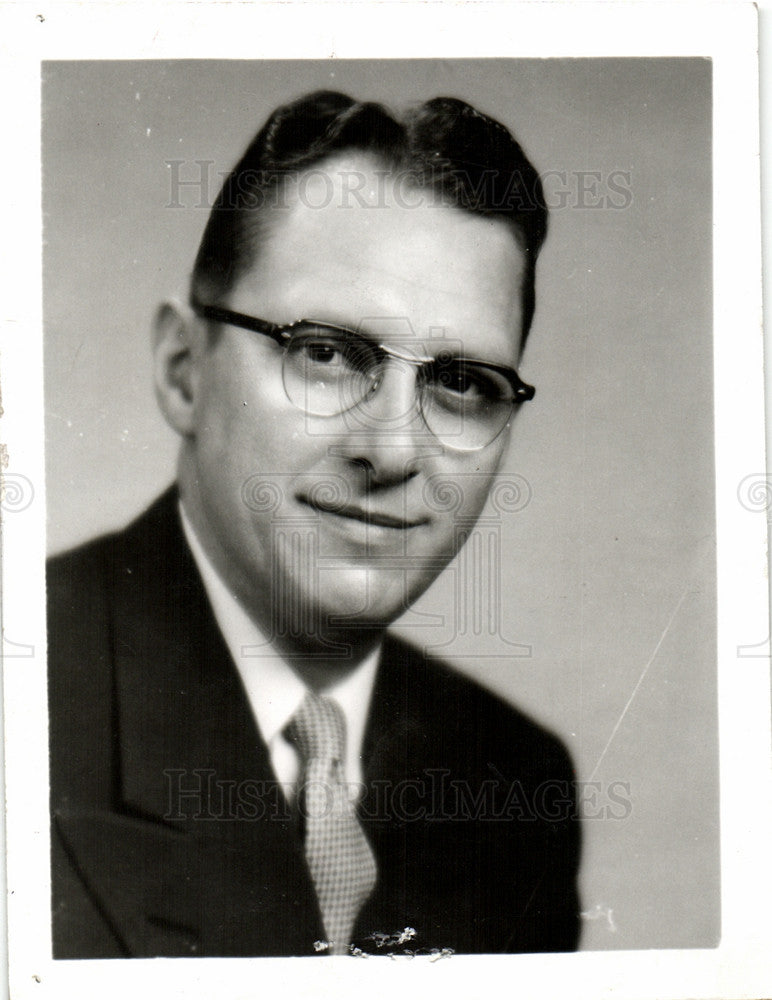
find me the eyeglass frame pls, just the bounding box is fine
[190,297,536,445]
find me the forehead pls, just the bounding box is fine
[229,155,528,360]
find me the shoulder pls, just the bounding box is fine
[377,632,576,785]
[47,487,180,594]
[47,484,186,647]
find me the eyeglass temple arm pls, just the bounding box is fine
[190,300,290,348]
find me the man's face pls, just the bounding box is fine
[183,155,528,648]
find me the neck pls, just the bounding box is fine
[276,629,384,693]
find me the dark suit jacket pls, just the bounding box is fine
[48,488,581,958]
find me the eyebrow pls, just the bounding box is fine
[305,318,512,370]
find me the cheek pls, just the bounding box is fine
[196,346,304,475]
[426,456,504,526]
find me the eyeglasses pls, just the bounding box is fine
[191,299,535,452]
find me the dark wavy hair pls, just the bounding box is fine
[192,90,548,344]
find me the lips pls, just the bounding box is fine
[300,496,428,530]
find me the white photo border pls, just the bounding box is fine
[1,3,770,999]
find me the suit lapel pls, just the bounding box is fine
[95,490,324,954]
[111,488,273,825]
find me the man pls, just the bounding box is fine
[48,90,580,958]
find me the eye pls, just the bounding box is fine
[440,366,479,396]
[303,339,343,365]
[432,361,508,402]
[294,329,382,374]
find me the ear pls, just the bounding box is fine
[152,300,206,437]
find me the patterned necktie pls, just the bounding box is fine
[284,692,377,955]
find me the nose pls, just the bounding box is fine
[333,360,439,486]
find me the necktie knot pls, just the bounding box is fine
[284,692,346,764]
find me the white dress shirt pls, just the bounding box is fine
[179,504,380,801]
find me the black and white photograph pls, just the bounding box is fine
[1,4,770,999]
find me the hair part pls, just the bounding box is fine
[191,90,548,344]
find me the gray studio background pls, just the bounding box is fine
[43,59,717,952]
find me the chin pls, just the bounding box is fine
[309,565,430,631]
